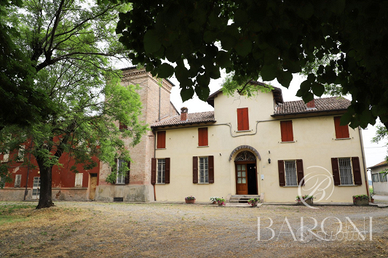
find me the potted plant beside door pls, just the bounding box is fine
[248,197,260,207]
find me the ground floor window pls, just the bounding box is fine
[379,173,387,182]
[338,158,353,185]
[157,159,166,184]
[372,173,380,183]
[199,157,209,183]
[14,174,22,187]
[32,177,40,199]
[284,160,297,186]
[331,157,362,186]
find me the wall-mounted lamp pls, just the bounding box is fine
[268,158,271,164]
[219,153,222,156]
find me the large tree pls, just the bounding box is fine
[116,0,388,130]
[0,0,147,208]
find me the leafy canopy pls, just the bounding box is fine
[116,0,388,129]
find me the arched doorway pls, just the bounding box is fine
[234,151,258,195]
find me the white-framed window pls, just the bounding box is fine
[379,173,387,182]
[339,158,353,185]
[1,153,9,163]
[157,159,165,184]
[199,157,209,183]
[18,145,25,162]
[32,177,40,199]
[285,160,297,186]
[372,173,380,182]
[116,159,126,184]
[14,174,22,187]
[75,173,83,187]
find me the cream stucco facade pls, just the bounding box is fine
[152,90,368,203]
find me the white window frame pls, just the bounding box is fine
[1,153,9,163]
[284,160,297,186]
[199,157,209,184]
[14,174,22,188]
[32,177,40,199]
[116,159,126,184]
[157,159,165,184]
[75,173,83,187]
[18,145,25,162]
[338,158,353,185]
[372,173,380,183]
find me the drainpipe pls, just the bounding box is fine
[153,129,157,201]
[358,127,370,198]
[24,137,33,201]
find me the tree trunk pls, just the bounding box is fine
[36,158,54,209]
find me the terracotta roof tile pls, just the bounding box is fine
[151,111,215,128]
[273,97,350,116]
[368,160,388,169]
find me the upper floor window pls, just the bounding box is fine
[237,108,249,131]
[280,120,293,142]
[334,116,349,139]
[14,174,22,188]
[157,131,166,149]
[198,128,208,146]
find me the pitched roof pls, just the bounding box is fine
[151,111,215,128]
[368,160,388,169]
[272,97,350,116]
[206,83,284,107]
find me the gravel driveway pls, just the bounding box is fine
[1,201,387,257]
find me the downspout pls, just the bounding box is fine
[158,85,161,121]
[153,129,157,201]
[358,127,370,198]
[24,137,33,201]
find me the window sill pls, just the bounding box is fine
[197,183,210,185]
[280,141,296,144]
[156,183,166,185]
[334,138,352,141]
[282,185,298,188]
[337,184,358,187]
[236,130,252,133]
[197,146,209,148]
[156,148,166,150]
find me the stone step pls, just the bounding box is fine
[229,195,260,203]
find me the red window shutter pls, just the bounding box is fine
[296,159,304,186]
[280,121,293,142]
[278,160,285,186]
[193,156,198,184]
[352,157,362,185]
[208,156,214,183]
[165,158,170,184]
[237,108,249,131]
[125,161,130,184]
[334,116,349,139]
[151,158,156,185]
[331,158,340,186]
[198,128,208,146]
[157,131,166,149]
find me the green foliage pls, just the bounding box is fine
[117,0,388,130]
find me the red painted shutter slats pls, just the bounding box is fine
[296,159,304,186]
[237,108,249,131]
[208,156,214,183]
[157,131,166,149]
[334,117,349,139]
[352,157,362,185]
[198,128,208,146]
[278,160,285,186]
[165,158,170,184]
[331,158,340,186]
[193,156,198,184]
[280,121,293,142]
[151,158,156,185]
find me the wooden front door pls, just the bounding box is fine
[89,174,98,200]
[236,164,248,194]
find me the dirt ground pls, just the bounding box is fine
[0,201,387,258]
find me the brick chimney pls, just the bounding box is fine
[181,107,188,121]
[306,99,315,109]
